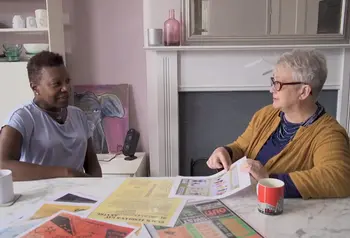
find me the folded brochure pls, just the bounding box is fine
[169,157,251,200]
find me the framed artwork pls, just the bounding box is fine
[74,84,130,154]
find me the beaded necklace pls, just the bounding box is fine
[276,102,325,143]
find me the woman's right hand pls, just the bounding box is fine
[207,147,232,171]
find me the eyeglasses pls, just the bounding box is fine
[270,77,308,91]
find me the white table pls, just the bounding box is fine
[1,177,350,238]
[97,152,148,177]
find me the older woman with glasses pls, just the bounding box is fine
[207,49,350,199]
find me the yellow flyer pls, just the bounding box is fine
[88,178,186,227]
[29,203,91,220]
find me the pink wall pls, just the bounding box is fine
[66,0,148,152]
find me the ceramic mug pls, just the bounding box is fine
[257,178,284,215]
[26,16,37,28]
[34,9,47,19]
[35,9,48,28]
[0,169,15,204]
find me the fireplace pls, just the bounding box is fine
[144,47,350,177]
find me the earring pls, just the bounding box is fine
[35,92,39,95]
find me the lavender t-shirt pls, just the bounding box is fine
[3,102,91,171]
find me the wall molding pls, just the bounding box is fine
[144,44,350,52]
[337,48,350,131]
[149,52,179,177]
[163,57,171,176]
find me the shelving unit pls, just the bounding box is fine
[0,0,65,124]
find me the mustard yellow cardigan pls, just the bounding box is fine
[227,105,350,199]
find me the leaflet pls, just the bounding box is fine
[49,191,98,204]
[169,157,251,199]
[146,199,263,238]
[88,178,187,227]
[16,211,137,238]
[24,203,92,220]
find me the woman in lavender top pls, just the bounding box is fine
[0,51,102,181]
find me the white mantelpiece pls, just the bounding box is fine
[143,0,350,177]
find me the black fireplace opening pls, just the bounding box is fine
[179,90,338,176]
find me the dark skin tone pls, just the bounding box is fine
[0,65,102,181]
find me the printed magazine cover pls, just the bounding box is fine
[146,200,263,238]
[17,211,137,238]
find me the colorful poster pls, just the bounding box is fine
[169,157,251,199]
[17,211,137,238]
[74,84,130,154]
[88,178,186,227]
[28,203,91,220]
[146,200,263,238]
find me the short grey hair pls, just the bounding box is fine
[276,49,328,99]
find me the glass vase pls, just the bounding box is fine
[163,9,180,46]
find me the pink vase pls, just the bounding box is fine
[164,9,180,46]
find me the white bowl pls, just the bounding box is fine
[23,44,49,54]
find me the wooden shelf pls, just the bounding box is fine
[0,28,48,33]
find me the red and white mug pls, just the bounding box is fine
[257,178,285,215]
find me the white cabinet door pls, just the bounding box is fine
[46,0,65,61]
[0,62,33,125]
[270,0,321,35]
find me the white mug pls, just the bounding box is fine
[0,170,15,204]
[35,9,48,28]
[12,15,25,28]
[26,16,37,28]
